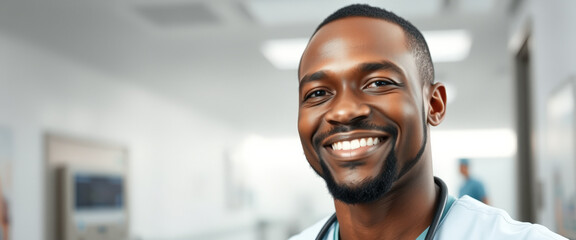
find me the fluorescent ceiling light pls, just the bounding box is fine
[425,30,472,62]
[261,30,472,70]
[261,38,308,70]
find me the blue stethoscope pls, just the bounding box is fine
[315,177,448,240]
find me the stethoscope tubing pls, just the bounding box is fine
[316,177,448,240]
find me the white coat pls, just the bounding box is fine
[289,196,567,240]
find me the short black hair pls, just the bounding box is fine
[307,4,434,85]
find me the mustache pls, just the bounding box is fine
[312,120,398,148]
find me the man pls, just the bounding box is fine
[458,158,489,204]
[291,4,566,240]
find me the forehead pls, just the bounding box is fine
[299,17,413,79]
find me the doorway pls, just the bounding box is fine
[515,36,536,222]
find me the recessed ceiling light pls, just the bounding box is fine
[424,30,472,62]
[261,30,472,70]
[260,38,309,70]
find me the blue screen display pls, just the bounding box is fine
[75,174,123,210]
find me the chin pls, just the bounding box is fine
[320,153,399,204]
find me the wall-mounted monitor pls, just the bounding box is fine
[75,174,123,210]
[59,166,128,240]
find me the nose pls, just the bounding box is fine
[324,92,371,125]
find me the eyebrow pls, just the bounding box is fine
[299,71,327,90]
[298,60,405,90]
[359,61,404,76]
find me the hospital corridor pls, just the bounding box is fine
[0,0,574,239]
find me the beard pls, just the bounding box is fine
[312,110,428,204]
[319,142,399,204]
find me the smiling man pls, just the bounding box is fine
[290,4,566,240]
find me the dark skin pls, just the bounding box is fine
[298,17,447,239]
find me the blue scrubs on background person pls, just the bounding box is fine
[458,158,488,204]
[459,176,487,201]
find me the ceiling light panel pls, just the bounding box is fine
[424,30,472,62]
[261,38,308,70]
[261,30,472,70]
[244,0,442,26]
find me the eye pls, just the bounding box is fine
[305,89,327,100]
[302,89,332,105]
[367,80,394,88]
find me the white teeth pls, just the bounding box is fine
[342,141,351,150]
[331,137,381,151]
[351,139,360,149]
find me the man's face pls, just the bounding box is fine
[459,164,469,176]
[298,17,430,203]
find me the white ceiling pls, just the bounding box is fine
[0,0,517,136]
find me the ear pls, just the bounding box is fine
[427,83,447,126]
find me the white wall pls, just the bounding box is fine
[0,34,252,240]
[509,0,576,231]
[230,135,334,237]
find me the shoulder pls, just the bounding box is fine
[289,215,333,240]
[436,196,567,240]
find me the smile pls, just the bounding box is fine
[322,133,390,160]
[331,137,381,150]
[318,130,393,160]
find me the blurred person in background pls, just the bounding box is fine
[458,158,489,204]
[291,4,566,240]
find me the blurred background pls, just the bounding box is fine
[0,0,574,239]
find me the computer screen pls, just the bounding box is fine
[74,174,123,210]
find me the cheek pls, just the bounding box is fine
[385,96,423,152]
[298,109,324,167]
[297,109,324,138]
[380,95,420,124]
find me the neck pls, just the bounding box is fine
[334,159,437,240]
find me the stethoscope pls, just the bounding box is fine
[315,177,448,240]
